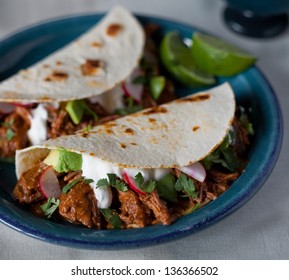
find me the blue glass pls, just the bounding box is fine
[0,14,283,249]
[223,0,289,37]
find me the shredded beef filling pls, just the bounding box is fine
[59,181,101,229]
[0,107,31,158]
[13,162,47,204]
[118,190,151,228]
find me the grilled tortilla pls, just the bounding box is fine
[16,83,235,178]
[0,5,144,103]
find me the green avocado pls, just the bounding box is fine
[43,149,82,173]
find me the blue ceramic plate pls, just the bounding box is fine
[0,13,283,249]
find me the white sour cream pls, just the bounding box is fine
[81,154,170,209]
[88,85,124,113]
[27,104,48,145]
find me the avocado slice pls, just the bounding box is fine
[65,100,98,125]
[65,100,85,125]
[44,149,82,173]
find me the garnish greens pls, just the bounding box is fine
[96,173,127,192]
[156,173,178,203]
[99,208,122,229]
[65,100,98,125]
[175,173,198,199]
[62,177,94,194]
[239,107,254,135]
[115,96,143,116]
[6,128,15,141]
[134,172,156,193]
[2,118,15,140]
[202,129,240,172]
[40,197,60,218]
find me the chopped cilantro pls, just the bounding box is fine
[96,174,128,192]
[96,178,109,188]
[115,96,143,116]
[202,129,240,172]
[83,178,94,185]
[62,178,82,194]
[6,128,15,140]
[99,208,122,229]
[175,173,198,199]
[239,107,254,135]
[134,172,156,193]
[156,173,178,203]
[62,177,94,194]
[133,76,147,84]
[40,197,60,218]
[83,124,92,132]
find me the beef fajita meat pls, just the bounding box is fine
[139,190,173,225]
[13,162,47,204]
[118,190,151,228]
[0,107,31,158]
[59,180,102,229]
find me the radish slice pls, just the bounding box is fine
[39,166,61,199]
[122,67,143,103]
[11,102,35,108]
[0,102,16,115]
[179,162,207,183]
[123,172,145,195]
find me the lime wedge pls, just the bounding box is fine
[191,32,256,76]
[160,31,215,87]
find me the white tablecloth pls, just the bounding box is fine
[0,0,288,260]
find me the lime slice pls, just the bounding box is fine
[160,31,215,87]
[191,32,256,76]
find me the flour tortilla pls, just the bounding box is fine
[16,83,235,178]
[0,6,144,103]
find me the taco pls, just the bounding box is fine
[13,83,253,229]
[1,6,172,158]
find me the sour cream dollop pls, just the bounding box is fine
[27,104,48,145]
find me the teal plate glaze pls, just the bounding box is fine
[0,13,283,249]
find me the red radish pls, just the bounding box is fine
[11,102,35,108]
[123,172,145,195]
[0,102,16,115]
[179,162,207,182]
[122,67,143,103]
[39,166,61,199]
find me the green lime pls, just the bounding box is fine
[160,31,215,87]
[191,32,256,76]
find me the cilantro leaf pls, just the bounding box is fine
[156,173,178,203]
[99,208,122,229]
[134,172,156,193]
[40,197,60,218]
[6,128,15,140]
[96,174,128,192]
[115,105,143,116]
[202,128,240,172]
[62,178,82,194]
[96,178,109,188]
[175,173,197,199]
[62,177,94,194]
[240,108,254,135]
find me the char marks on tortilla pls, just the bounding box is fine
[0,6,145,103]
[16,83,235,178]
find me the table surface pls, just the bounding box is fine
[0,0,288,260]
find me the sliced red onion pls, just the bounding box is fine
[179,162,206,182]
[39,166,61,199]
[123,172,145,195]
[0,102,16,115]
[122,67,143,103]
